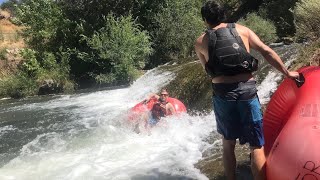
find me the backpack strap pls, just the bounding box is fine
[206,29,217,49]
[226,23,246,49]
[206,29,217,62]
[205,29,217,77]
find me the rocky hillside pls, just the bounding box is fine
[0,9,25,77]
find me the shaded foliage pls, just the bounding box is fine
[225,0,263,22]
[221,0,297,38]
[260,0,298,37]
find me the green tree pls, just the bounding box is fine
[15,0,64,52]
[147,0,204,67]
[83,14,152,85]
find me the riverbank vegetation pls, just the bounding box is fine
[0,0,319,99]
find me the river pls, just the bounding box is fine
[0,44,301,180]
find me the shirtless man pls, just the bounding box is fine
[194,1,299,180]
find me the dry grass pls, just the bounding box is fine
[0,10,25,78]
[0,19,25,49]
[0,9,10,19]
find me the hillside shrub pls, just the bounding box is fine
[147,0,204,67]
[0,48,75,98]
[238,13,277,44]
[15,0,64,51]
[294,0,320,40]
[83,14,152,85]
[19,48,40,76]
[0,72,37,98]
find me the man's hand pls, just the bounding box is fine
[286,71,300,79]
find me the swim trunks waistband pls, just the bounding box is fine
[212,80,257,100]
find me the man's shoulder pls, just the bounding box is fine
[195,32,205,41]
[234,23,247,29]
[232,23,251,40]
[235,23,250,33]
[195,32,208,47]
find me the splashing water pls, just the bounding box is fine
[0,68,215,180]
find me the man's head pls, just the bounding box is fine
[159,89,169,102]
[201,1,226,26]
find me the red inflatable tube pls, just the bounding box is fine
[263,66,320,180]
[127,97,187,122]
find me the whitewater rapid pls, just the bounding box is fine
[0,69,215,180]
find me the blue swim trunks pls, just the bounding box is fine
[148,117,159,126]
[212,80,264,147]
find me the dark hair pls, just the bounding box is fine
[160,88,169,95]
[201,1,226,25]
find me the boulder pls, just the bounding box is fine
[38,79,63,95]
[282,37,294,45]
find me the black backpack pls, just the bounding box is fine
[205,23,258,77]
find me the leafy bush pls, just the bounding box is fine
[294,0,320,40]
[8,48,74,97]
[19,48,41,77]
[93,73,116,85]
[238,13,277,44]
[84,14,152,84]
[15,0,64,51]
[148,0,204,67]
[0,73,38,98]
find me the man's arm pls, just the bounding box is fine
[195,35,207,69]
[144,93,159,103]
[167,103,176,115]
[247,28,299,79]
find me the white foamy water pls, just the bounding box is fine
[0,68,216,180]
[257,50,298,105]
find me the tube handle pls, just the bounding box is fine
[295,73,305,88]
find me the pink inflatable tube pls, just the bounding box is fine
[264,66,320,180]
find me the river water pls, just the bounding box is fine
[0,44,300,180]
